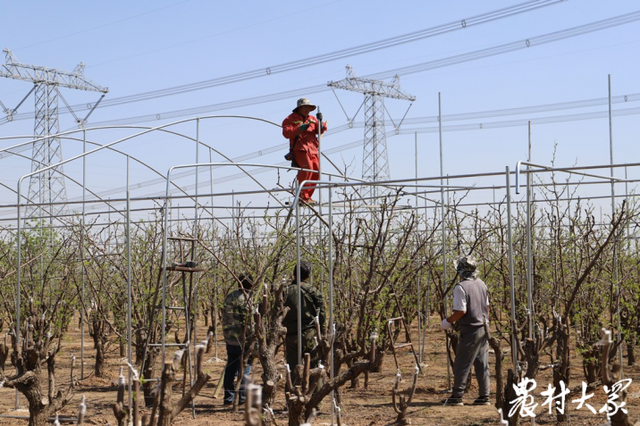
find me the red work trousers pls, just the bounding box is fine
[294,150,319,202]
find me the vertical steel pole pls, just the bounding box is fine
[328,178,334,358]
[417,274,422,363]
[425,196,430,336]
[295,197,303,365]
[425,272,430,356]
[608,74,615,210]
[415,132,419,210]
[439,92,450,389]
[126,164,133,419]
[317,107,323,207]
[194,118,200,342]
[506,167,518,373]
[213,262,219,360]
[80,129,86,380]
[608,75,624,374]
[526,126,536,426]
[439,93,446,289]
[414,131,423,362]
[526,122,534,339]
[16,179,24,410]
[327,177,336,422]
[190,120,200,418]
[161,170,174,364]
[208,149,219,360]
[317,108,325,301]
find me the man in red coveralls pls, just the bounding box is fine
[282,98,327,204]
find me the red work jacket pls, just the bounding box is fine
[282,111,327,156]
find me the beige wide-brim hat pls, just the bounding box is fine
[455,256,477,273]
[293,97,316,112]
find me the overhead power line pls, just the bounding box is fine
[398,105,640,134]
[62,102,640,202]
[3,90,638,167]
[84,9,640,128]
[2,0,565,124]
[365,10,640,81]
[91,0,563,106]
[156,104,640,191]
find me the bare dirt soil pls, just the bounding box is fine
[0,320,638,425]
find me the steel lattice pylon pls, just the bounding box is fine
[362,94,389,194]
[29,83,65,219]
[329,65,415,200]
[1,48,108,218]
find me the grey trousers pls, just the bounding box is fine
[452,325,490,398]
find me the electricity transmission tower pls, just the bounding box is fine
[329,65,415,200]
[0,48,108,219]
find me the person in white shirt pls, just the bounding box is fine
[441,256,491,406]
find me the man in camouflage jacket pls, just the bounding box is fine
[222,274,254,406]
[283,260,326,371]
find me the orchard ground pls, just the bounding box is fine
[0,318,638,425]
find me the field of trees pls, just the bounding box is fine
[0,162,639,426]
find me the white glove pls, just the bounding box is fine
[441,319,452,330]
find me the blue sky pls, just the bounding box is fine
[1,0,639,214]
